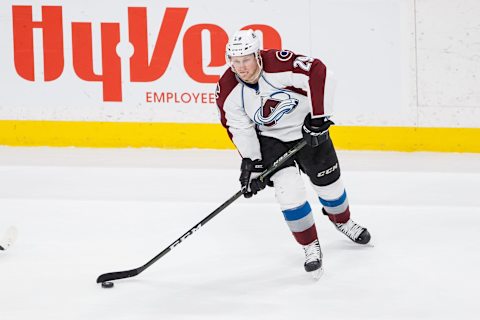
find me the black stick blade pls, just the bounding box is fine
[96,269,139,283]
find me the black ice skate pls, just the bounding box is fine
[332,219,371,244]
[303,239,323,279]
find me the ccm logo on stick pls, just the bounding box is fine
[169,223,202,250]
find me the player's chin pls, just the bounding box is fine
[239,74,252,82]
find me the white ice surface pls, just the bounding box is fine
[1,147,480,320]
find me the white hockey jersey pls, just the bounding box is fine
[216,49,335,160]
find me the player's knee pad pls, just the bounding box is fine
[312,178,349,215]
[312,177,345,200]
[271,166,307,211]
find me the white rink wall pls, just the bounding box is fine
[415,0,480,127]
[0,0,479,128]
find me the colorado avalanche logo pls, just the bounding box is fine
[276,50,293,61]
[254,91,299,127]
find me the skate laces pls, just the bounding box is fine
[335,220,364,240]
[303,239,321,264]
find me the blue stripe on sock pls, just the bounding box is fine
[319,190,347,208]
[282,202,311,221]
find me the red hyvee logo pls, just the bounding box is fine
[12,5,282,102]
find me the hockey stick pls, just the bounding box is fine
[96,140,307,284]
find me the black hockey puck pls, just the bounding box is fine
[101,281,114,288]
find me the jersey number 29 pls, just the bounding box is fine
[293,56,314,71]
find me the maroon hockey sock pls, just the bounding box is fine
[292,224,318,246]
[324,207,351,224]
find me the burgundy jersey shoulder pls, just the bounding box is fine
[261,49,327,77]
[215,68,239,108]
[261,49,298,73]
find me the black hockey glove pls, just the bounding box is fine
[302,114,334,147]
[239,158,267,198]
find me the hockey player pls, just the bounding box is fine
[215,29,371,277]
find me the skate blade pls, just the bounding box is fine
[310,267,324,280]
